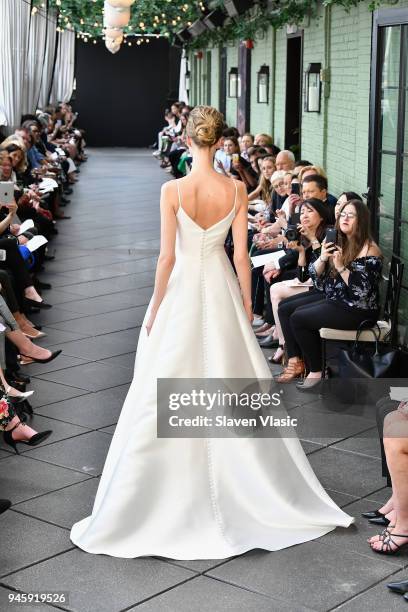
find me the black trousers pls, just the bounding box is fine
[279,290,324,360]
[0,269,19,313]
[251,248,276,316]
[279,292,377,372]
[0,237,32,303]
[168,149,185,178]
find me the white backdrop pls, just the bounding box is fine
[0,0,31,129]
[50,30,76,104]
[0,0,75,131]
[38,9,58,109]
[24,7,48,114]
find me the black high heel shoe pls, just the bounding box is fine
[361,509,390,526]
[6,369,31,385]
[3,420,52,454]
[362,509,386,519]
[23,297,52,310]
[19,349,61,364]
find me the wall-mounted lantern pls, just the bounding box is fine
[228,67,238,98]
[305,63,322,113]
[257,64,269,104]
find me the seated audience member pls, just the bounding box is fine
[301,174,336,222]
[239,133,254,160]
[247,146,268,184]
[277,199,382,386]
[219,141,258,190]
[248,156,275,206]
[254,133,274,148]
[249,170,287,246]
[264,144,281,157]
[153,110,178,162]
[335,191,362,218]
[368,403,408,558]
[266,170,289,219]
[262,198,331,363]
[214,128,240,175]
[219,136,239,174]
[299,164,327,181]
[294,159,313,177]
[275,150,296,172]
[167,112,189,178]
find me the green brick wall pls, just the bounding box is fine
[301,3,373,197]
[225,44,239,127]
[249,28,273,136]
[210,47,220,109]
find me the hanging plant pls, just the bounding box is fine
[30,0,391,46]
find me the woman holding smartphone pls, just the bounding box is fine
[277,199,382,386]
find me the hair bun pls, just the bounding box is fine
[186,106,224,148]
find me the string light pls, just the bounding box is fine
[31,0,214,51]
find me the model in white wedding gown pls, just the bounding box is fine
[70,179,353,560]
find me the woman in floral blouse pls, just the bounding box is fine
[277,199,382,387]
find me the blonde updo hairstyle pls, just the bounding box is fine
[186,105,224,148]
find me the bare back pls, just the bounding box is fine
[175,173,238,231]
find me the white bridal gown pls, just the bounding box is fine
[70,181,353,560]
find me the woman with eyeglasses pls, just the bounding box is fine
[277,198,382,387]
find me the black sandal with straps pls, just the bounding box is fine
[371,529,408,555]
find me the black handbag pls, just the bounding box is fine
[338,321,400,379]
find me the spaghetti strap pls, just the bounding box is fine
[232,179,238,213]
[176,179,182,212]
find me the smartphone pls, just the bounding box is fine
[291,182,300,196]
[0,182,14,204]
[291,212,301,225]
[325,227,338,245]
[0,250,6,262]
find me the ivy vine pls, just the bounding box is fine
[31,0,387,47]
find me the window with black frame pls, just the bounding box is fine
[369,12,408,342]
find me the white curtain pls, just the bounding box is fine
[0,0,31,129]
[38,9,58,109]
[24,6,48,114]
[178,49,189,104]
[50,30,76,104]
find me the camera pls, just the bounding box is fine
[284,224,300,242]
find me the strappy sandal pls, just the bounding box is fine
[274,359,305,383]
[367,526,395,544]
[371,529,408,555]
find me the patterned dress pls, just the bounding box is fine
[0,396,16,430]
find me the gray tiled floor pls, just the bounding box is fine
[0,150,402,611]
